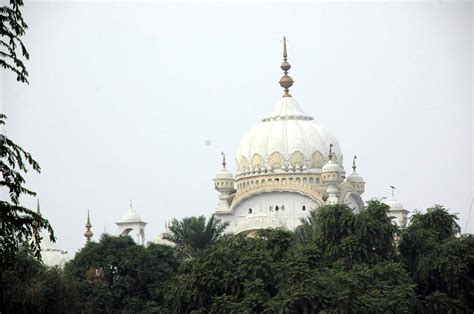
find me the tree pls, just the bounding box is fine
[166,233,280,313]
[0,0,29,83]
[163,214,228,258]
[64,234,179,312]
[295,201,398,267]
[399,205,474,312]
[2,245,71,313]
[0,113,54,266]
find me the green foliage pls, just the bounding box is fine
[0,113,54,266]
[399,205,473,312]
[166,234,279,313]
[296,200,398,267]
[3,206,473,313]
[63,234,179,312]
[163,214,228,258]
[2,246,71,313]
[0,0,29,83]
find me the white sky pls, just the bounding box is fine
[1,1,472,254]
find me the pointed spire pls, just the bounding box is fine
[279,37,294,97]
[34,198,41,228]
[84,210,93,242]
[221,152,227,169]
[328,143,333,161]
[130,199,133,209]
[352,155,357,172]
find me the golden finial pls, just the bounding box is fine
[352,155,357,172]
[328,143,333,160]
[279,36,294,97]
[84,210,93,242]
[221,152,226,168]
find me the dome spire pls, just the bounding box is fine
[221,152,227,168]
[84,210,93,242]
[279,37,294,97]
[390,185,396,198]
[352,155,357,172]
[328,143,334,160]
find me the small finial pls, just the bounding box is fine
[279,36,294,97]
[328,143,333,160]
[390,186,396,198]
[130,199,133,208]
[221,152,226,168]
[84,210,93,242]
[352,155,357,172]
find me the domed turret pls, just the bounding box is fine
[346,155,365,194]
[322,144,343,205]
[322,144,343,185]
[383,187,409,227]
[214,153,236,212]
[116,201,147,245]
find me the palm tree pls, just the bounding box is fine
[162,215,228,258]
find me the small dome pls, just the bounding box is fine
[384,198,404,211]
[154,233,176,247]
[120,206,142,223]
[347,171,363,183]
[322,159,340,173]
[233,212,282,234]
[215,167,233,180]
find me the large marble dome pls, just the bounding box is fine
[236,96,342,176]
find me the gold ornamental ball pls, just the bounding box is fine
[279,74,294,89]
[280,61,291,72]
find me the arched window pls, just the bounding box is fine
[275,206,279,211]
[248,208,252,214]
[302,205,306,211]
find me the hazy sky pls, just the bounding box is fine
[1,1,472,254]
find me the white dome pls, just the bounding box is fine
[215,167,233,180]
[347,171,364,183]
[236,97,342,173]
[322,159,341,173]
[154,233,176,247]
[38,230,70,268]
[384,198,404,211]
[120,206,142,223]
